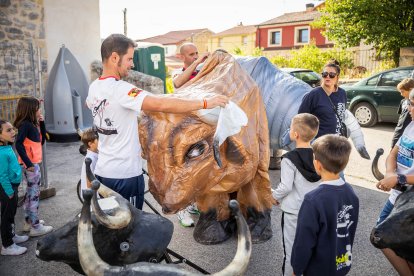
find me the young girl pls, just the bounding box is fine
[14,97,53,237]
[0,119,29,255]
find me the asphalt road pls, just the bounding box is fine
[0,122,399,276]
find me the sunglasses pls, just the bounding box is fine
[321,72,337,78]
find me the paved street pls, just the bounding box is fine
[0,122,400,276]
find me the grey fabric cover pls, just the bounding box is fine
[236,56,312,149]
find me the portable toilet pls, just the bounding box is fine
[44,45,92,142]
[133,44,166,93]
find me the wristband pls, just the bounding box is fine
[203,98,207,109]
[396,174,408,192]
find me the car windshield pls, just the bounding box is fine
[378,69,413,87]
[291,71,320,81]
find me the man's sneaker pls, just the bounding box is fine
[29,224,53,237]
[177,209,194,227]
[186,204,200,215]
[12,234,29,244]
[23,219,45,232]
[1,244,27,256]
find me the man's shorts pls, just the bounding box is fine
[96,174,145,210]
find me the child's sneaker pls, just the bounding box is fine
[23,219,45,232]
[29,224,53,237]
[186,204,200,215]
[12,234,29,244]
[177,209,194,227]
[1,243,27,256]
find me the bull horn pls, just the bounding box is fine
[85,158,132,229]
[212,200,252,276]
[213,139,223,168]
[78,189,111,275]
[74,115,83,136]
[78,198,252,275]
[371,148,384,181]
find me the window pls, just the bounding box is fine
[268,29,282,46]
[218,38,223,47]
[378,69,413,87]
[242,36,248,45]
[366,75,379,86]
[294,26,310,45]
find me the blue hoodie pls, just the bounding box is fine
[0,145,22,197]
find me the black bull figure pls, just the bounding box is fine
[370,148,414,264]
[36,159,252,275]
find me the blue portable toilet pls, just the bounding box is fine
[44,45,92,142]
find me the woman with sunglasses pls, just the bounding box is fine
[298,60,346,139]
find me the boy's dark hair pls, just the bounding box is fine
[291,113,319,142]
[312,134,351,173]
[14,96,40,129]
[101,34,137,63]
[81,128,98,148]
[0,119,12,145]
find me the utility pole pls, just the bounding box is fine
[123,8,127,36]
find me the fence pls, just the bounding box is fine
[0,94,28,123]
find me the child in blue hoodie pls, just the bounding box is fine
[0,119,28,256]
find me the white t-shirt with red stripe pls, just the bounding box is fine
[86,76,150,179]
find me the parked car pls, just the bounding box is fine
[281,68,321,88]
[343,66,414,127]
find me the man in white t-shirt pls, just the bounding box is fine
[86,34,228,210]
[172,43,209,89]
[375,87,414,275]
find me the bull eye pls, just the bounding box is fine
[186,142,206,159]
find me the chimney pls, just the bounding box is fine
[306,3,314,11]
[238,22,243,26]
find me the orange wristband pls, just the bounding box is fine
[203,98,207,109]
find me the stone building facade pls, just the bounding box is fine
[0,0,47,97]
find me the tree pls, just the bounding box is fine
[313,0,414,64]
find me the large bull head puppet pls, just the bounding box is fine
[139,50,274,244]
[370,149,414,263]
[36,159,173,274]
[78,188,252,276]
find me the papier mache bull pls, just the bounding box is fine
[77,189,252,275]
[139,50,370,245]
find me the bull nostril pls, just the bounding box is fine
[162,206,171,214]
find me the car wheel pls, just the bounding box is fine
[353,102,378,127]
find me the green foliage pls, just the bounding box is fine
[312,0,414,64]
[252,47,264,57]
[270,43,354,75]
[233,46,264,57]
[233,47,245,56]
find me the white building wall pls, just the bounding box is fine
[164,45,177,57]
[44,0,101,81]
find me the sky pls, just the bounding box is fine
[99,0,323,40]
